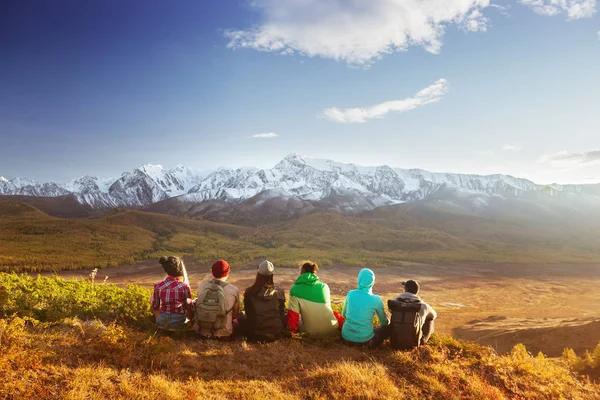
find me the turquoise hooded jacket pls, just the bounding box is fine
[341,268,389,343]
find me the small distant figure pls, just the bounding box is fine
[193,259,240,339]
[240,260,287,342]
[388,279,437,350]
[341,268,390,347]
[152,256,193,331]
[287,261,341,337]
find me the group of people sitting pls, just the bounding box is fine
[151,256,437,349]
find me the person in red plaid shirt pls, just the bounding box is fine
[152,256,192,330]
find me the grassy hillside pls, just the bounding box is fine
[1,273,599,399]
[0,203,156,273]
[0,194,95,218]
[2,200,600,273]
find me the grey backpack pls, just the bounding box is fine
[194,280,231,333]
[388,299,423,350]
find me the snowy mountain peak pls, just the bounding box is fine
[136,164,166,178]
[11,177,38,187]
[274,153,311,172]
[2,155,599,212]
[0,176,8,183]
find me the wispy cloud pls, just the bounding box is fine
[250,132,278,139]
[538,150,600,166]
[322,79,448,123]
[490,4,511,17]
[225,0,595,66]
[502,145,522,152]
[519,0,597,20]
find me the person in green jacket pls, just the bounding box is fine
[341,268,390,347]
[287,261,342,337]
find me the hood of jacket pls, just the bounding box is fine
[397,292,421,303]
[357,268,375,293]
[294,272,320,286]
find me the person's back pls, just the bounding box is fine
[194,260,240,338]
[341,268,389,344]
[245,283,286,337]
[243,260,287,340]
[288,262,339,336]
[389,280,437,349]
[152,256,192,331]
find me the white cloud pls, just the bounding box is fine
[502,144,522,151]
[225,0,491,66]
[225,1,597,65]
[250,132,278,139]
[322,79,448,123]
[537,150,600,166]
[519,0,597,20]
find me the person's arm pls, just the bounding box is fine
[184,285,194,319]
[375,297,390,326]
[243,294,250,317]
[278,289,287,325]
[151,284,161,319]
[426,303,437,320]
[323,284,332,308]
[287,295,300,333]
[342,295,348,318]
[231,290,240,320]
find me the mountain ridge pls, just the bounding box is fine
[1,154,599,212]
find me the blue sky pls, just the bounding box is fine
[1,0,599,184]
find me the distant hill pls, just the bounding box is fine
[0,195,94,218]
[1,198,600,272]
[0,201,154,272]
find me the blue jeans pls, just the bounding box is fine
[157,313,187,330]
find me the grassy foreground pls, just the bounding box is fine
[1,274,599,399]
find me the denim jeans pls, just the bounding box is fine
[157,312,187,330]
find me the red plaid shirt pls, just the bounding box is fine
[151,276,192,314]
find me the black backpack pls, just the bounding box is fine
[388,299,423,350]
[246,285,285,337]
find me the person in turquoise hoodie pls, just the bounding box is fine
[341,268,390,347]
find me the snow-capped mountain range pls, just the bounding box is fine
[1,154,599,211]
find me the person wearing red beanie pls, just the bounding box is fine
[211,259,230,279]
[193,259,240,338]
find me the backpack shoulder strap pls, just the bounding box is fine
[212,279,229,287]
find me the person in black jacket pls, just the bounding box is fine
[241,260,287,342]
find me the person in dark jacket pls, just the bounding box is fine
[242,260,287,342]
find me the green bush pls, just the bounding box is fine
[0,273,154,329]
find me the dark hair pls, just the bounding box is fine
[404,280,420,295]
[300,261,319,275]
[159,256,183,277]
[244,273,274,298]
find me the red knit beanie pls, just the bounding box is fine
[212,259,230,278]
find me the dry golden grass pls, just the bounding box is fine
[1,274,599,399]
[1,315,599,400]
